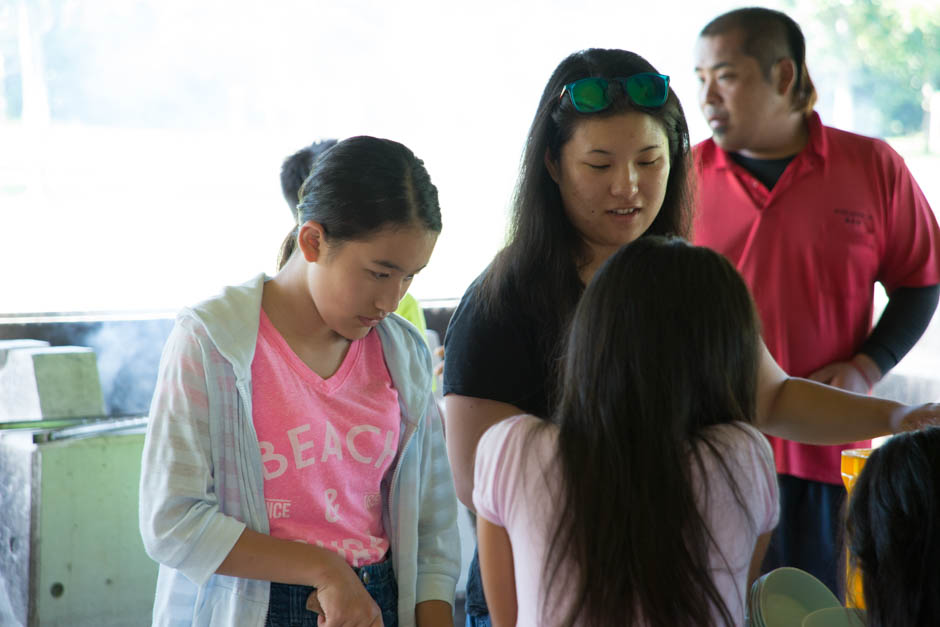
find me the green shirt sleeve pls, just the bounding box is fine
[394,292,428,340]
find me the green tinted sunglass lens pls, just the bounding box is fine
[626,74,668,107]
[571,79,609,112]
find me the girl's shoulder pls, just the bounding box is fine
[474,415,557,521]
[699,422,775,474]
[703,421,766,447]
[482,413,552,442]
[187,275,265,329]
[169,275,267,375]
[160,308,222,361]
[381,311,429,349]
[452,266,534,330]
[377,313,432,376]
[478,415,556,467]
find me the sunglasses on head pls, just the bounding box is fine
[559,73,670,112]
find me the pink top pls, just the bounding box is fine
[693,112,940,483]
[251,309,400,567]
[473,415,779,627]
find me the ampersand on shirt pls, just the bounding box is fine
[324,488,340,522]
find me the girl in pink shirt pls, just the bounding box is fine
[140,136,459,627]
[474,236,779,626]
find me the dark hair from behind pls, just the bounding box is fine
[481,49,694,395]
[700,7,817,115]
[541,236,762,626]
[276,136,441,270]
[845,427,940,626]
[280,138,339,213]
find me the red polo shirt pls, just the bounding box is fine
[693,112,940,484]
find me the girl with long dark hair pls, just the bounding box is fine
[474,236,776,625]
[441,48,940,626]
[845,427,940,626]
[140,136,459,627]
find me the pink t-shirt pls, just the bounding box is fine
[251,309,400,567]
[473,415,779,627]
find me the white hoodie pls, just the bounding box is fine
[139,274,459,626]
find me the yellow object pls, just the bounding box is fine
[840,448,872,609]
[395,293,427,338]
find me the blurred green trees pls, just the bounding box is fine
[789,0,940,138]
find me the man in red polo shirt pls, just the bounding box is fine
[693,7,940,595]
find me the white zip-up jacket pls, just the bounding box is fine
[139,274,459,626]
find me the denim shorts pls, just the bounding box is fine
[266,558,398,627]
[465,613,491,627]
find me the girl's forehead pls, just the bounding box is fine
[338,225,438,269]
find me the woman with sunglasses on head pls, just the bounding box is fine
[441,48,940,627]
[139,136,459,627]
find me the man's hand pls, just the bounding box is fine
[808,354,882,394]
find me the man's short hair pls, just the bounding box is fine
[279,139,338,213]
[701,7,817,115]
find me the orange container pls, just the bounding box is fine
[840,448,872,609]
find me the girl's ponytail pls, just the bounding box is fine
[277,226,299,270]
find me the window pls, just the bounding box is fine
[2,0,937,326]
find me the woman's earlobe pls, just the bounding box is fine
[544,150,561,184]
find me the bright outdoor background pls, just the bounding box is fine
[2,0,939,370]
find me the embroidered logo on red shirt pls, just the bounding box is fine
[834,209,875,233]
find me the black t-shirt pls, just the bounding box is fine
[443,274,555,419]
[442,272,561,617]
[729,152,795,189]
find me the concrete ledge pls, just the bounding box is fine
[0,346,105,422]
[0,339,50,368]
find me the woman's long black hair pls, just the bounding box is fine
[479,49,693,395]
[540,236,762,626]
[846,427,940,626]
